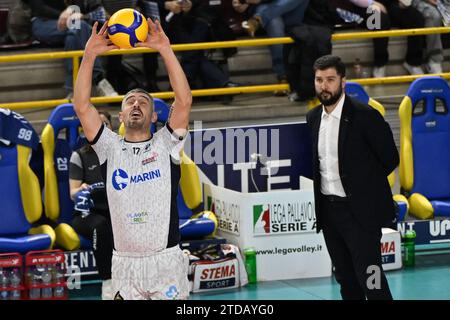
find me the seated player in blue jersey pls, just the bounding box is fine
[72,19,192,300]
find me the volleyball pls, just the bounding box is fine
[107,9,148,49]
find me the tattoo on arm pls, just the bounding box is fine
[167,105,174,124]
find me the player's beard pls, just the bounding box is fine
[317,84,343,107]
[126,115,146,130]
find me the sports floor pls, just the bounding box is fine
[70,246,450,300]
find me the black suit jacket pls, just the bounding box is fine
[306,95,399,233]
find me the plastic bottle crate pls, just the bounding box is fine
[0,253,25,300]
[24,250,68,300]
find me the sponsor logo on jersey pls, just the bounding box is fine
[165,285,179,299]
[127,211,149,224]
[112,168,161,191]
[112,169,129,190]
[142,151,159,166]
[143,143,152,153]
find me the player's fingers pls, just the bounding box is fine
[155,20,165,35]
[99,21,109,35]
[91,21,98,35]
[147,18,156,34]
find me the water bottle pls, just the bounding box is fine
[9,268,22,300]
[0,269,10,300]
[53,265,65,298]
[404,230,416,267]
[244,247,257,284]
[28,266,41,299]
[41,265,53,299]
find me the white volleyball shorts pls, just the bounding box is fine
[111,246,190,300]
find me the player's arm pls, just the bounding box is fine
[136,19,192,133]
[73,21,118,142]
[69,151,89,200]
[69,179,89,200]
[161,34,192,132]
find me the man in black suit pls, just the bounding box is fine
[306,55,398,300]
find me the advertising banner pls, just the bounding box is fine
[204,184,332,281]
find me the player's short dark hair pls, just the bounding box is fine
[122,88,154,110]
[313,55,346,78]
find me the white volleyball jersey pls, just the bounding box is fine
[91,124,185,253]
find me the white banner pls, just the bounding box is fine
[381,228,402,271]
[204,184,332,281]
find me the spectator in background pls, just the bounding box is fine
[69,110,113,300]
[412,0,444,73]
[330,0,425,77]
[236,0,310,96]
[190,0,241,54]
[283,0,335,101]
[378,0,425,75]
[102,0,161,94]
[157,0,238,104]
[437,0,450,26]
[28,0,118,98]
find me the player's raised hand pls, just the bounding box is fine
[85,21,119,58]
[136,19,171,52]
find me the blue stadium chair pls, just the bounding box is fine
[0,108,54,253]
[399,76,450,220]
[178,151,217,239]
[345,82,386,116]
[345,82,407,221]
[41,104,92,250]
[119,98,217,238]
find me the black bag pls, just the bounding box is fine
[116,60,149,94]
[0,9,8,45]
[193,3,238,58]
[284,25,332,101]
[7,0,32,43]
[283,0,335,101]
[69,0,103,13]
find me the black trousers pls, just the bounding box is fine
[320,196,393,300]
[71,212,113,281]
[168,18,229,89]
[357,3,425,67]
[105,53,159,94]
